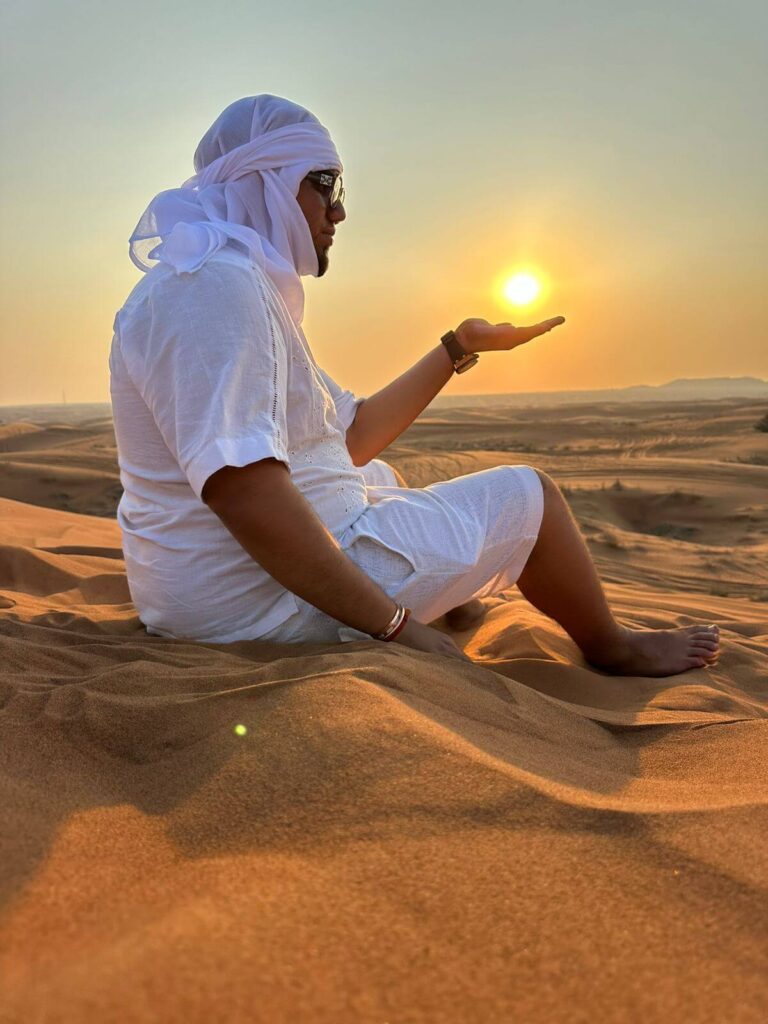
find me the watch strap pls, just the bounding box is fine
[441,330,480,374]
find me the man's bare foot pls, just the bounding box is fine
[444,598,488,631]
[583,623,720,677]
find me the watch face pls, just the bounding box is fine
[455,353,479,373]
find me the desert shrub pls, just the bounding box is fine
[754,412,768,433]
[669,489,703,503]
[610,478,624,491]
[601,530,625,550]
[650,523,698,541]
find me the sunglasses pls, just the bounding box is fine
[306,170,345,209]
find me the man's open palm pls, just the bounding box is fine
[458,316,566,353]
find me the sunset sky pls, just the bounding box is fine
[1,0,766,405]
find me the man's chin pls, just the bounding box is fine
[316,247,330,277]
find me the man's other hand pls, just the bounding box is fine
[393,617,473,662]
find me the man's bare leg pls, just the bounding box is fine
[516,470,720,675]
[386,462,488,630]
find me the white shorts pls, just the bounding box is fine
[259,459,544,644]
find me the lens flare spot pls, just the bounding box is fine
[234,724,248,737]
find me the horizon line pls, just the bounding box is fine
[2,374,767,410]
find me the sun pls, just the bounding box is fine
[502,272,541,307]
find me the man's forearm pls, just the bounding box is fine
[345,343,454,466]
[203,459,399,636]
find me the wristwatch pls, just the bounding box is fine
[441,329,479,374]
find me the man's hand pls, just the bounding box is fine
[393,616,473,662]
[456,316,566,354]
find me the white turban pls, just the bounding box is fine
[128,95,342,325]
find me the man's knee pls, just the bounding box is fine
[533,468,556,490]
[532,467,562,504]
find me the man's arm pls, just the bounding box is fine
[345,343,453,466]
[202,458,470,659]
[344,317,567,467]
[203,459,398,635]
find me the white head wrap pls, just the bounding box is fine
[128,95,342,325]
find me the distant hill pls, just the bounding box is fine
[1,377,767,424]
[432,376,768,409]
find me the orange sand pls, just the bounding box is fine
[1,399,767,1023]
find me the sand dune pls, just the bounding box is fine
[0,418,121,517]
[1,398,767,1022]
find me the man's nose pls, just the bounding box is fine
[330,200,346,223]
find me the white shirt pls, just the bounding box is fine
[109,245,369,642]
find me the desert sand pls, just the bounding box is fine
[1,397,767,1023]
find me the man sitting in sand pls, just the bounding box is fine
[111,94,720,674]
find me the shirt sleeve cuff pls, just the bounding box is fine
[185,434,290,500]
[334,392,365,434]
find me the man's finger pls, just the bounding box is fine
[514,316,566,342]
[537,316,566,330]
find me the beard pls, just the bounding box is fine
[316,244,330,277]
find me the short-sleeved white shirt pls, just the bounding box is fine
[109,245,369,642]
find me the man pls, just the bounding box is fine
[111,94,720,673]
